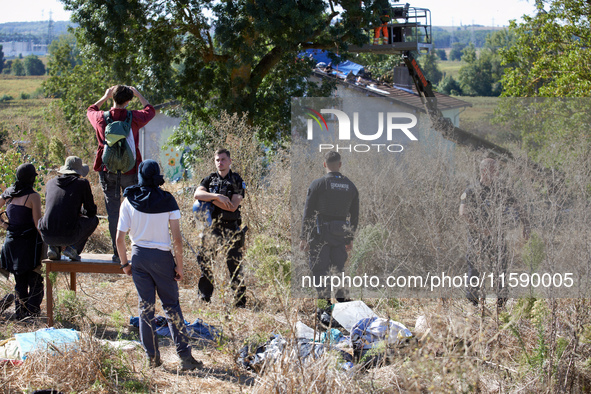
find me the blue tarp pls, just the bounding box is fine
[302,49,365,78]
[350,317,413,350]
[15,328,80,360]
[129,315,221,342]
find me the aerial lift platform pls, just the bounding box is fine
[348,4,433,55]
[345,3,512,157]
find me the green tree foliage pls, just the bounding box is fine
[2,60,11,74]
[0,45,4,73]
[449,42,466,61]
[497,1,591,167]
[501,0,591,97]
[43,46,110,159]
[418,52,443,85]
[438,75,462,95]
[47,34,79,76]
[54,0,392,144]
[458,43,495,96]
[353,52,400,82]
[435,48,447,61]
[457,30,513,96]
[496,98,591,168]
[23,55,46,76]
[11,58,25,76]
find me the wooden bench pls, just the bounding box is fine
[43,253,124,326]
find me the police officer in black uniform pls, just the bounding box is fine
[194,148,247,307]
[300,151,359,304]
[459,158,529,308]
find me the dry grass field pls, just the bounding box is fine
[0,75,46,98]
[438,60,463,79]
[0,91,590,393]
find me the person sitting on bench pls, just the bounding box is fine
[38,156,99,261]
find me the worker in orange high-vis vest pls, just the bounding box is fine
[373,0,391,45]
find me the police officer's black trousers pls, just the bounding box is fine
[309,234,348,301]
[197,225,246,306]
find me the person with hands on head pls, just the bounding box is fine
[87,85,155,264]
[116,160,202,370]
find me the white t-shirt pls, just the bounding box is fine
[117,198,181,251]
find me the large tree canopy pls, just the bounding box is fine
[501,0,591,97]
[496,0,591,167]
[57,0,391,143]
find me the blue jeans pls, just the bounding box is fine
[131,246,191,359]
[98,171,138,257]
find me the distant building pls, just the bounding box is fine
[0,41,48,57]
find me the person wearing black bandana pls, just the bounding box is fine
[116,160,202,370]
[0,163,44,319]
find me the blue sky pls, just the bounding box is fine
[1,0,537,26]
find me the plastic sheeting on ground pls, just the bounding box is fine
[331,301,379,332]
[1,329,141,364]
[15,328,79,360]
[350,317,413,350]
[0,338,21,360]
[129,315,221,342]
[238,334,353,373]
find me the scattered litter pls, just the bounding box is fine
[15,328,79,360]
[350,317,413,350]
[129,315,221,342]
[193,200,213,226]
[415,315,429,335]
[0,338,21,360]
[99,339,141,351]
[237,334,353,373]
[320,328,345,345]
[331,301,378,332]
[1,332,140,362]
[317,308,342,328]
[295,321,321,341]
[0,358,23,366]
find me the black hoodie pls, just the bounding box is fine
[38,175,97,237]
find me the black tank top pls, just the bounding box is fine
[6,194,34,228]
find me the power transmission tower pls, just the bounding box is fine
[47,10,54,45]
